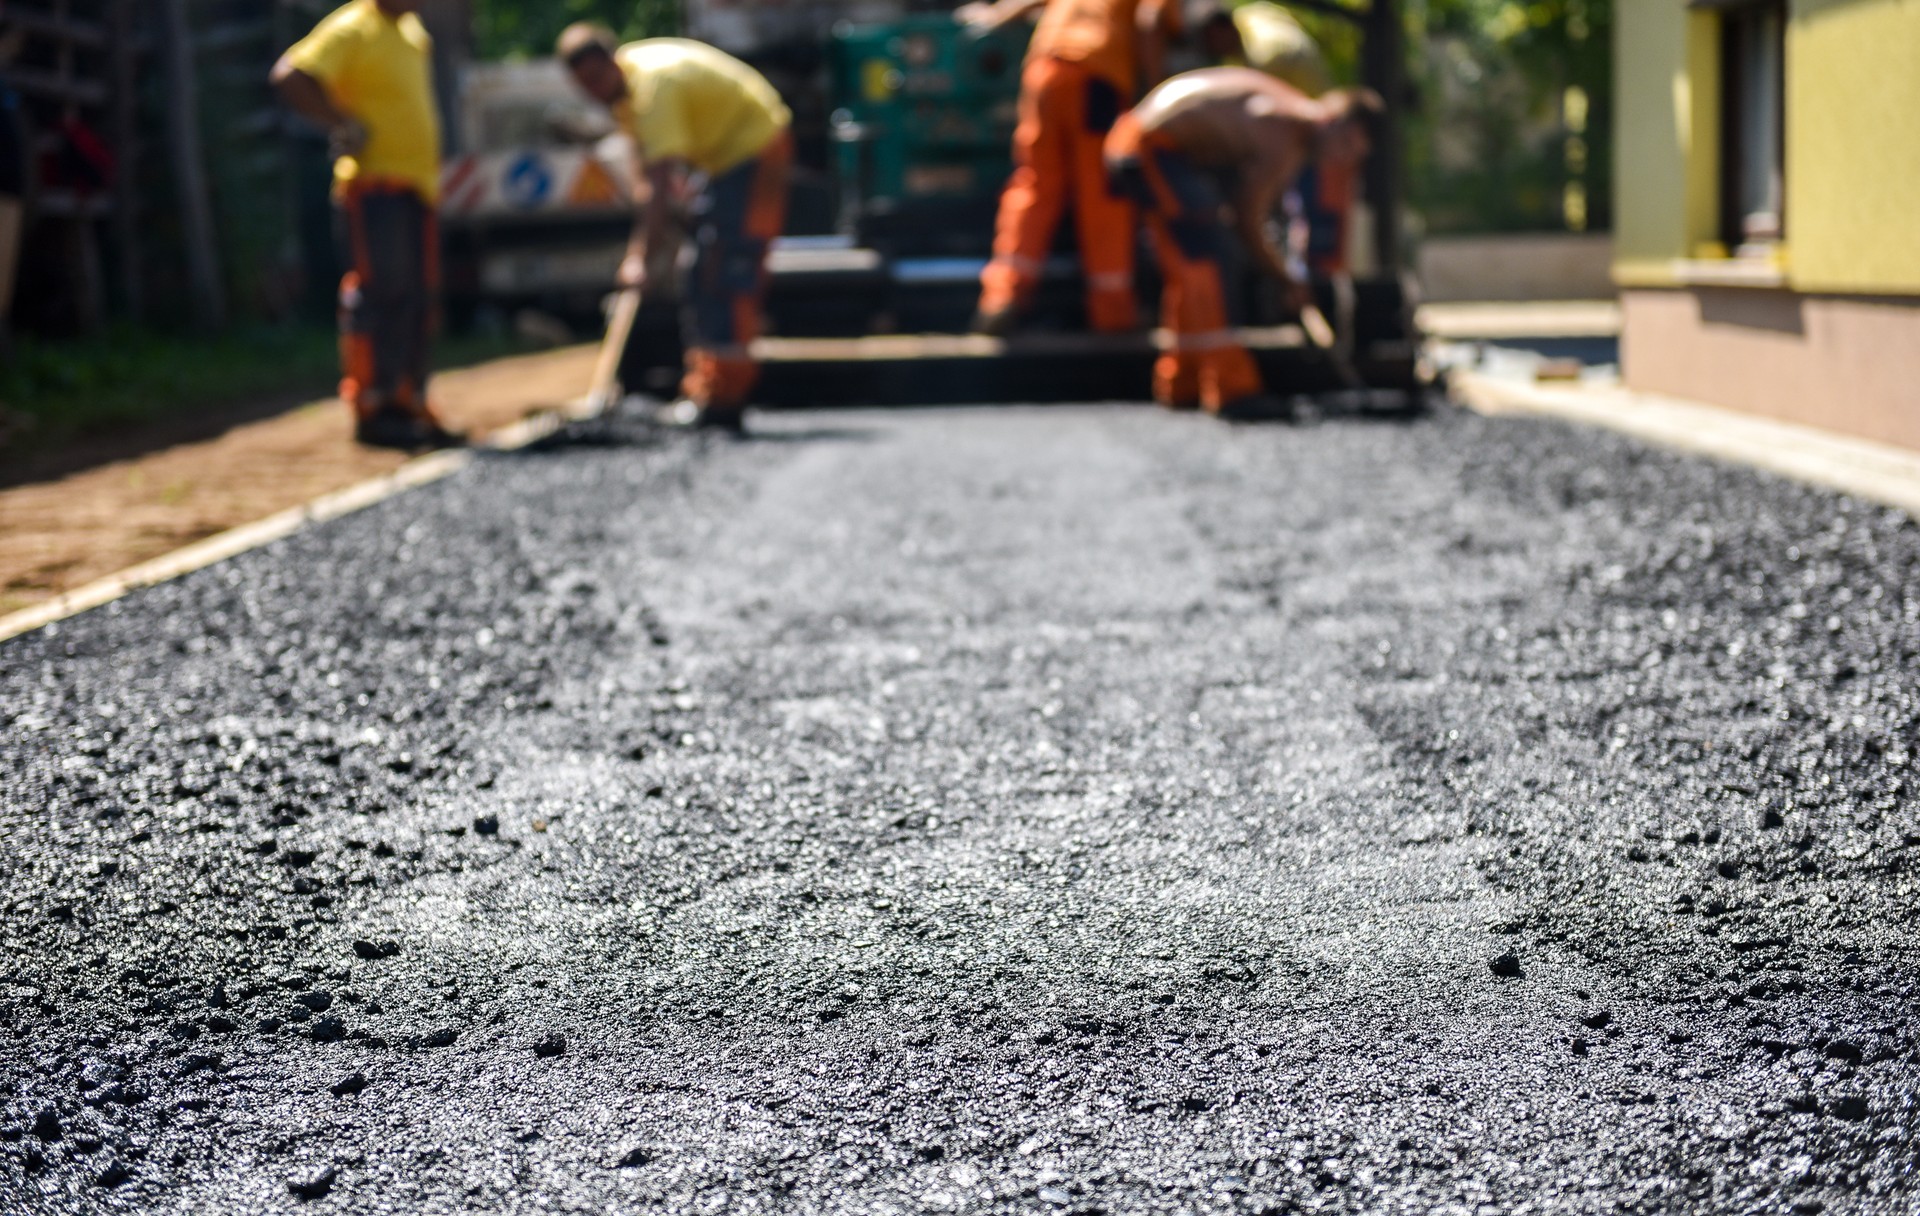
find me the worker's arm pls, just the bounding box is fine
[269,58,366,158]
[619,152,685,292]
[956,0,1049,33]
[1233,156,1303,298]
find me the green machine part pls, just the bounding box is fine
[829,14,1031,251]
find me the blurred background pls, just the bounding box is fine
[1,0,1912,462]
[0,0,1609,435]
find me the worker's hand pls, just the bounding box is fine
[328,119,369,160]
[1277,276,1312,316]
[616,252,648,292]
[955,2,998,29]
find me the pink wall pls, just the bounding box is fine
[1621,288,1920,451]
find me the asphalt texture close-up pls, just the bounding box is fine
[3,401,1918,1214]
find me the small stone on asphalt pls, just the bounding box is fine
[287,1164,337,1199]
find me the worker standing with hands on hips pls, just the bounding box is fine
[960,0,1183,336]
[1106,69,1380,417]
[272,0,460,451]
[558,24,792,434]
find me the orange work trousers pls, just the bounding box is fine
[338,179,439,422]
[682,130,792,410]
[1105,114,1262,411]
[979,55,1138,332]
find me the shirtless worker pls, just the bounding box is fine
[272,0,459,450]
[558,24,791,433]
[1105,68,1380,416]
[1189,2,1357,280]
[959,0,1183,335]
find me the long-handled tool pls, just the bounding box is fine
[507,286,646,451]
[1299,293,1366,394]
[585,285,644,415]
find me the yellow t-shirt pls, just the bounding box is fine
[1231,3,1332,97]
[284,0,442,201]
[612,40,791,176]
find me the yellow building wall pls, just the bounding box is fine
[1615,0,1920,296]
[1786,0,1920,295]
[1613,3,1725,286]
[1612,0,1691,281]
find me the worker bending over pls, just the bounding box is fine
[273,0,458,450]
[1191,2,1357,279]
[960,0,1183,335]
[1105,69,1379,415]
[559,25,791,433]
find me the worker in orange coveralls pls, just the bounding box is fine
[272,0,461,450]
[1105,68,1379,416]
[959,0,1183,336]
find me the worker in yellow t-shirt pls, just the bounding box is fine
[272,0,457,450]
[559,24,793,433]
[1196,1,1331,96]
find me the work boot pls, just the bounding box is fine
[658,399,747,435]
[970,304,1020,339]
[1210,394,1296,423]
[354,407,467,451]
[416,415,468,449]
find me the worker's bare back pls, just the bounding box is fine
[1130,67,1320,171]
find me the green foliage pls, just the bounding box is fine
[1229,0,1613,235]
[1403,0,1612,234]
[0,327,339,445]
[0,327,535,453]
[474,0,684,60]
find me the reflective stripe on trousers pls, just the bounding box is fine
[338,181,437,419]
[681,131,792,410]
[978,55,1138,332]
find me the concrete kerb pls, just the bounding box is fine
[1453,368,1920,520]
[0,398,602,646]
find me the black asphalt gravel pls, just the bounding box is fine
[3,402,1918,1215]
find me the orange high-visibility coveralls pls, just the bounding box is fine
[1105,110,1263,411]
[978,0,1180,332]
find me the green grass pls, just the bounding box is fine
[0,325,541,455]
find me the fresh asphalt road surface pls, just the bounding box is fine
[3,403,1918,1214]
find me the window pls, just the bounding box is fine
[1720,2,1785,251]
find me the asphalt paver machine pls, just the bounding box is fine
[624,0,1428,410]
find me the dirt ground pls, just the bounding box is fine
[0,345,597,617]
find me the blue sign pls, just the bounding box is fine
[502,153,554,209]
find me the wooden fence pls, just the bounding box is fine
[0,0,473,340]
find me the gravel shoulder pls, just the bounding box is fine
[1,402,1916,1214]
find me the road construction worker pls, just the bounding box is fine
[1105,68,1379,415]
[272,0,459,450]
[960,0,1184,336]
[1191,2,1355,278]
[558,24,792,433]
